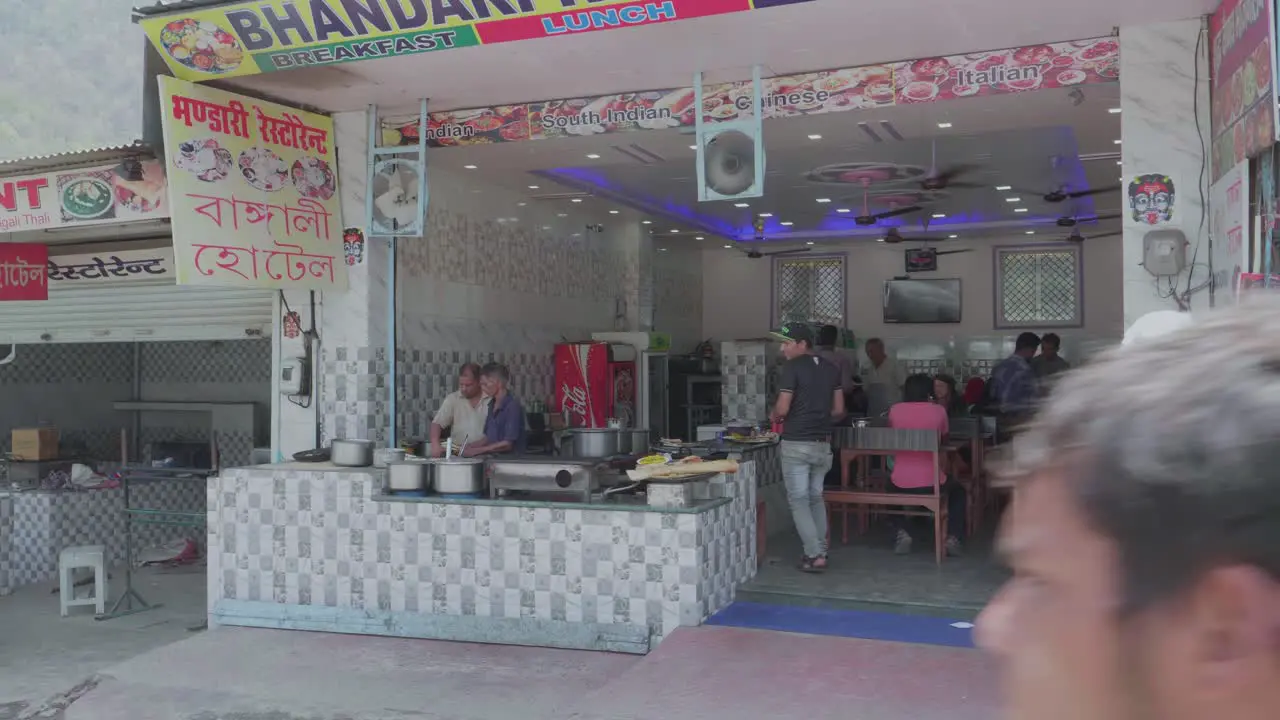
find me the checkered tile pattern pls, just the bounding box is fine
[211,461,759,647]
[720,342,780,424]
[0,343,133,385]
[727,443,792,540]
[140,339,271,383]
[3,479,205,589]
[0,495,12,596]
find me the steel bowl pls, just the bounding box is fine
[427,457,485,495]
[331,439,374,467]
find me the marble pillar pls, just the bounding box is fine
[1119,20,1211,330]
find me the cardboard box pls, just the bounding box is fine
[11,427,58,461]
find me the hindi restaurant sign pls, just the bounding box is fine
[0,243,50,302]
[0,160,167,233]
[157,77,346,291]
[140,0,814,82]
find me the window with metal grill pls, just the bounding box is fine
[994,245,1083,328]
[773,255,845,326]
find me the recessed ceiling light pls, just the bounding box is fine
[937,122,953,129]
[808,134,823,140]
[695,236,704,240]
[609,210,619,214]
[1014,208,1029,213]
[836,208,851,214]
[876,237,885,243]
[690,145,698,150]
[642,220,652,225]
[759,212,773,218]
[995,185,1012,191]
[571,198,583,203]
[572,232,582,237]
[463,165,478,170]
[805,241,815,246]
[1116,160,1123,165]
[557,213,567,217]
[671,229,679,233]
[659,248,668,252]
[1109,108,1122,114]
[517,202,526,207]
[1025,230,1036,235]
[528,185,540,189]
[586,153,601,159]
[780,221,794,226]
[816,198,831,203]
[1113,139,1122,145]
[734,202,750,208]
[1005,197,1021,202]
[932,213,946,218]
[723,244,733,249]
[541,225,551,230]
[948,234,958,239]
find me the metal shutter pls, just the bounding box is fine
[0,281,273,344]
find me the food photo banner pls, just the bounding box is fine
[158,77,347,291]
[385,37,1121,147]
[0,160,167,233]
[1210,0,1276,182]
[141,0,816,81]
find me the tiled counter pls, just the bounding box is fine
[0,479,206,593]
[725,442,791,541]
[207,461,758,654]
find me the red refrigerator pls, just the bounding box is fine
[554,342,637,428]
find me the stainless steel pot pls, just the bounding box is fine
[625,429,650,455]
[564,428,620,458]
[428,458,485,495]
[373,448,406,468]
[331,439,374,467]
[387,460,430,492]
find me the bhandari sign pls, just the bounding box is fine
[157,77,346,290]
[140,0,815,82]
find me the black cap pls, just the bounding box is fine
[770,324,815,346]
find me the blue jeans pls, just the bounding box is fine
[780,440,833,558]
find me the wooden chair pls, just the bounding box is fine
[824,428,950,566]
[948,417,985,538]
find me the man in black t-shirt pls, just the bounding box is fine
[769,324,846,573]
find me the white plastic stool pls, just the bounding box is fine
[59,545,107,617]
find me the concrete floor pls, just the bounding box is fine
[742,524,1009,615]
[2,560,1000,719]
[0,563,207,717]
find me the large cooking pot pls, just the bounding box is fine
[387,459,430,492]
[563,428,620,458]
[624,429,650,454]
[427,457,485,495]
[331,439,375,467]
[373,448,406,468]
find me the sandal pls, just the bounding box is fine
[798,556,826,573]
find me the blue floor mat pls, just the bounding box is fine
[706,601,976,649]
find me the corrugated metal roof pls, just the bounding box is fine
[132,0,244,20]
[0,142,154,176]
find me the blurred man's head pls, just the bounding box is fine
[771,324,814,361]
[976,304,1280,720]
[865,338,887,364]
[458,363,482,399]
[817,325,839,349]
[479,363,510,398]
[1040,333,1062,357]
[1014,332,1041,359]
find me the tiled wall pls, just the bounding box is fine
[720,340,780,424]
[0,340,270,464]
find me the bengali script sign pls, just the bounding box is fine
[0,160,167,233]
[1209,161,1251,304]
[0,243,49,302]
[1210,0,1276,181]
[140,0,815,82]
[158,77,346,291]
[386,37,1121,147]
[47,248,175,286]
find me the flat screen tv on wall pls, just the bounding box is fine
[883,278,962,324]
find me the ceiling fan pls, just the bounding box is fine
[854,185,921,225]
[919,139,984,191]
[1064,227,1122,243]
[1055,212,1122,227]
[737,245,812,259]
[880,227,971,255]
[1021,184,1121,204]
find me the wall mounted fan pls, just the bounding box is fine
[371,158,423,235]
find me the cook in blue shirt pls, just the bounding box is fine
[990,332,1041,415]
[465,362,527,456]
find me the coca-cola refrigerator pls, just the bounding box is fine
[554,333,669,437]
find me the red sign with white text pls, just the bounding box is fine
[0,244,50,301]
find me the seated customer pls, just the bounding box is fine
[887,374,967,557]
[463,363,527,456]
[932,374,968,417]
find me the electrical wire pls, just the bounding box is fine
[1180,19,1209,308]
[278,290,315,410]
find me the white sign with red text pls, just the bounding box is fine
[1209,160,1251,305]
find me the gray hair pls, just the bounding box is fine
[1014,300,1280,612]
[480,362,510,385]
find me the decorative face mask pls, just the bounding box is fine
[1128,174,1175,225]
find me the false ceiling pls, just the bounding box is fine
[426,82,1124,245]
